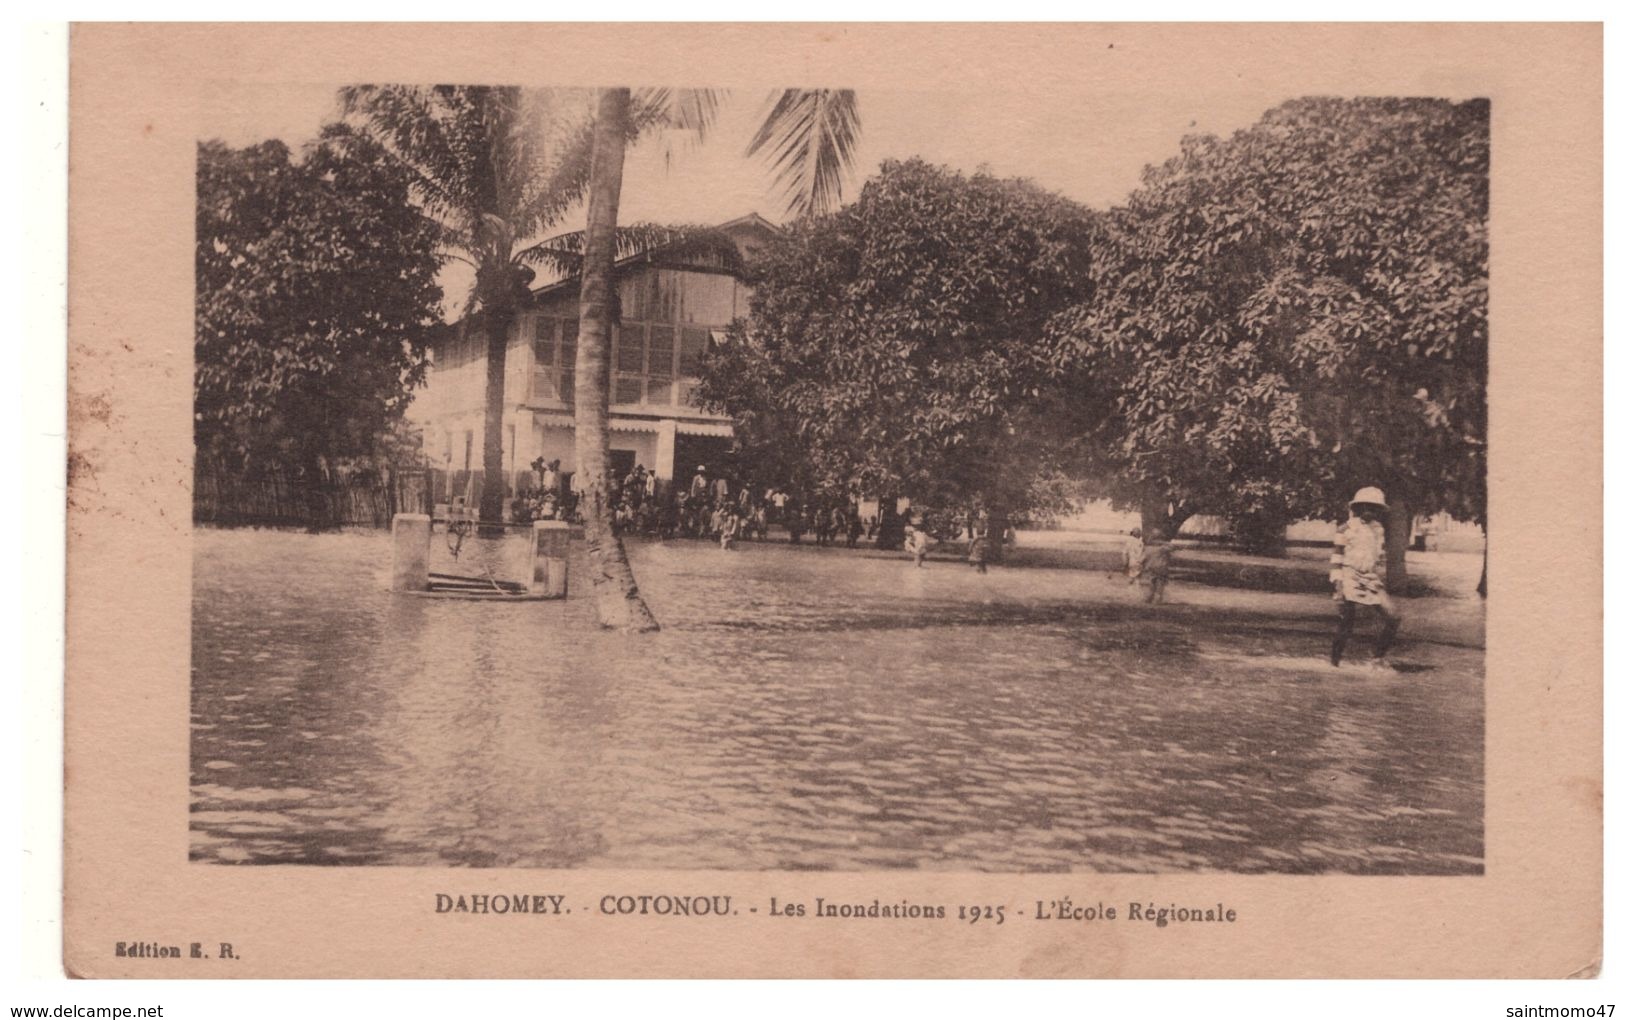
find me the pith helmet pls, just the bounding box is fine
[1349,486,1388,509]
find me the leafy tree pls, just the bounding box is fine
[339,86,597,534]
[700,158,1098,556]
[569,88,862,631]
[194,127,444,486]
[1048,97,1487,586]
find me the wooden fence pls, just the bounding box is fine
[194,466,435,530]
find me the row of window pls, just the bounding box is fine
[527,367,705,408]
[528,316,715,409]
[433,315,721,410]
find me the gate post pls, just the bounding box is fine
[529,520,571,598]
[391,513,432,592]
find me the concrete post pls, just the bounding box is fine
[391,513,432,592]
[528,520,571,598]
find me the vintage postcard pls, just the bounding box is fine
[64,22,1600,978]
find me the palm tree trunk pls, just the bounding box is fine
[574,87,659,631]
[477,302,514,537]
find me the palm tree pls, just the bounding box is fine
[339,86,596,536]
[571,88,862,630]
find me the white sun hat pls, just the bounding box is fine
[1349,486,1388,509]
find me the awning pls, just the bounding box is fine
[676,421,734,438]
[607,419,662,434]
[531,415,733,439]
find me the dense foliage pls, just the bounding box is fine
[701,158,1097,521]
[195,127,444,474]
[1048,97,1488,545]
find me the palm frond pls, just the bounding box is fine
[343,84,603,268]
[338,85,480,230]
[515,222,745,278]
[746,89,862,219]
[632,88,726,141]
[631,88,730,174]
[512,115,597,239]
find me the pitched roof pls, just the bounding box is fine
[522,213,779,304]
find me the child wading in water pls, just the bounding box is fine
[1140,528,1171,603]
[966,529,990,574]
[905,520,931,567]
[1122,527,1145,585]
[845,506,864,548]
[1330,486,1402,669]
[719,509,740,551]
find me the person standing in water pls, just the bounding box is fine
[1122,527,1145,585]
[1330,486,1402,669]
[1140,528,1172,603]
[905,516,932,567]
[966,527,990,574]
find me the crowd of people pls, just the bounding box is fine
[505,460,1403,668]
[504,461,1017,564]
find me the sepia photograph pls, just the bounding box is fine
[60,22,1599,981]
[189,82,1486,875]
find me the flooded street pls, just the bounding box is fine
[191,528,1483,873]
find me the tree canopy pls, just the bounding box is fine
[701,158,1097,518]
[1048,97,1488,538]
[195,126,445,474]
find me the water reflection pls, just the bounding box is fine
[191,529,1483,873]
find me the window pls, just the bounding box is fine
[561,319,578,369]
[617,322,646,373]
[529,318,557,402]
[679,327,710,376]
[531,367,558,402]
[649,325,676,376]
[614,373,644,405]
[532,318,557,366]
[521,317,585,405]
[646,325,676,407]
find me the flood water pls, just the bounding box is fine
[191,528,1484,873]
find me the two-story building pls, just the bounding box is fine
[416,214,778,499]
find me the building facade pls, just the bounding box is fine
[415,215,776,499]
